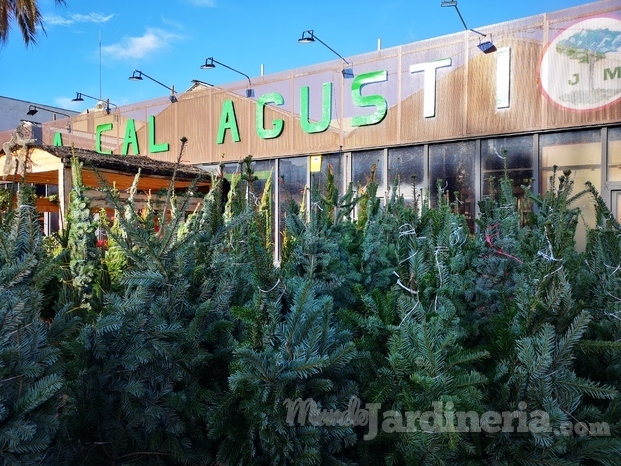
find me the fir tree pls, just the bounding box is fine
[356,173,401,291]
[51,172,240,465]
[473,173,525,318]
[572,183,621,447]
[0,189,64,465]
[67,155,99,312]
[212,278,358,465]
[479,172,621,464]
[0,148,616,465]
[355,186,488,465]
[281,172,361,311]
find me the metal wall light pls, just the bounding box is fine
[298,29,350,64]
[200,58,253,97]
[441,1,496,53]
[71,92,117,114]
[298,30,353,77]
[26,105,71,118]
[129,70,177,102]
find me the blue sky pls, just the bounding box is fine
[0,0,594,112]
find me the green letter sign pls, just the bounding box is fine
[217,100,241,144]
[96,123,113,155]
[300,82,332,134]
[122,118,139,155]
[351,70,388,127]
[148,115,169,153]
[256,93,284,139]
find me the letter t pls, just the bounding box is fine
[410,58,452,118]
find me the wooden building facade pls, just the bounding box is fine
[31,0,621,250]
[0,145,210,234]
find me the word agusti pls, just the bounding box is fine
[60,56,503,156]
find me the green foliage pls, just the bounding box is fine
[356,184,487,465]
[258,169,274,250]
[280,190,360,310]
[0,191,64,465]
[0,188,11,211]
[521,167,584,269]
[50,166,243,465]
[67,155,99,312]
[1,159,621,465]
[213,279,358,465]
[474,169,621,464]
[56,288,216,464]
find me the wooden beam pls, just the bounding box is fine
[81,168,208,192]
[83,189,203,212]
[58,166,71,230]
[35,198,60,213]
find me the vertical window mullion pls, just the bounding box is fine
[274,158,280,266]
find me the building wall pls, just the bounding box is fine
[35,1,621,251]
[41,1,621,165]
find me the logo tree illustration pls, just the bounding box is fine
[556,27,621,89]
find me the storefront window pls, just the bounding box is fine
[352,149,385,194]
[278,156,307,234]
[613,191,621,221]
[481,136,534,199]
[251,160,275,202]
[608,127,621,182]
[540,130,601,251]
[279,157,307,210]
[388,145,425,205]
[222,159,274,203]
[429,141,476,231]
[44,185,60,235]
[310,152,342,199]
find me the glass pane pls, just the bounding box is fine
[388,145,425,204]
[278,157,307,209]
[252,159,275,201]
[615,191,621,221]
[222,159,274,203]
[310,153,342,198]
[34,184,46,196]
[278,156,307,233]
[222,162,237,176]
[540,130,601,251]
[481,136,534,198]
[352,149,384,194]
[608,127,621,182]
[429,141,476,231]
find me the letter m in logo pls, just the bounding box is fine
[604,67,621,81]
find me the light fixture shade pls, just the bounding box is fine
[441,1,458,6]
[200,58,216,70]
[297,29,350,64]
[71,93,84,102]
[298,30,315,43]
[26,106,37,116]
[477,41,496,54]
[128,71,143,81]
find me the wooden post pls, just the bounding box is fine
[57,165,72,231]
